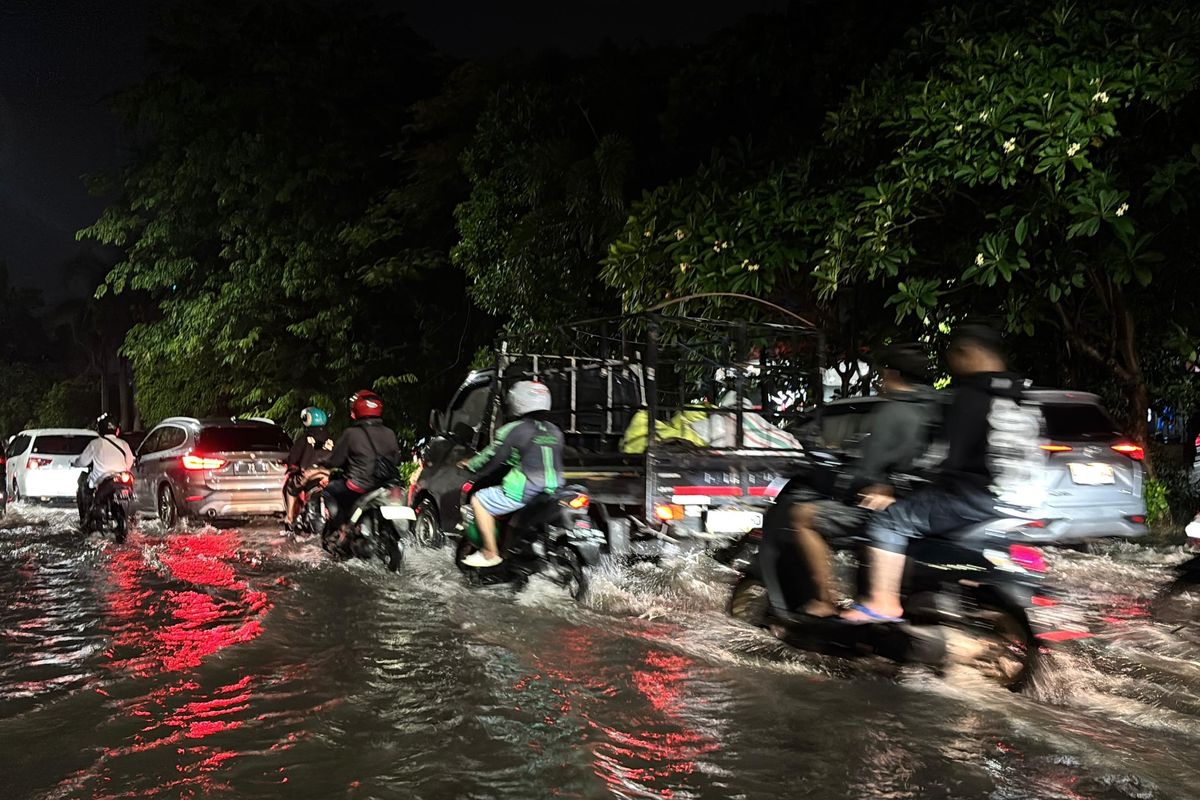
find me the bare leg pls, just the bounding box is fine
[843,547,906,620]
[791,504,837,617]
[285,494,300,525]
[471,495,501,560]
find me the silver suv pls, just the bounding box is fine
[808,389,1147,545]
[133,417,291,526]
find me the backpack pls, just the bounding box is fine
[361,427,397,488]
[985,388,1047,511]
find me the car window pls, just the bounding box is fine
[1040,403,1121,441]
[159,426,188,451]
[447,383,491,433]
[31,435,93,456]
[137,428,167,456]
[197,426,291,453]
[7,435,31,459]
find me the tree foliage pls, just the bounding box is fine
[605,1,1200,465]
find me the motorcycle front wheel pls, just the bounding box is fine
[372,516,403,572]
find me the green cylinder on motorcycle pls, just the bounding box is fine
[461,505,482,547]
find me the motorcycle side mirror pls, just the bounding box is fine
[429,408,445,432]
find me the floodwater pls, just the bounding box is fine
[1,504,1199,799]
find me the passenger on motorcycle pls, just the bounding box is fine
[322,391,401,547]
[73,413,135,521]
[765,343,935,618]
[283,406,334,528]
[458,380,564,569]
[846,324,1037,622]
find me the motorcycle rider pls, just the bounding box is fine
[73,413,135,523]
[845,324,1036,622]
[322,390,401,549]
[761,343,935,617]
[459,380,564,568]
[283,406,334,529]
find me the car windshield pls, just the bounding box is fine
[198,427,291,453]
[1041,403,1122,441]
[32,435,93,455]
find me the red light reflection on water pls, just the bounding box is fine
[103,531,271,677]
[83,530,276,796]
[519,625,719,798]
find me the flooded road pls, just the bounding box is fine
[2,504,1199,799]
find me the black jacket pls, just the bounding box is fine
[286,426,334,471]
[325,418,401,491]
[851,386,935,494]
[939,371,1026,492]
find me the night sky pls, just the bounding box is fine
[0,0,787,301]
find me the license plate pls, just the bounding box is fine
[379,505,415,521]
[1068,463,1115,485]
[705,509,763,534]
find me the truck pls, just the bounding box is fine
[411,313,825,554]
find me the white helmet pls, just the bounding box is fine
[508,380,552,416]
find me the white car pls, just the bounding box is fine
[6,428,96,502]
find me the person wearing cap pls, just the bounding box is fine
[282,406,334,529]
[844,324,1029,622]
[762,343,936,618]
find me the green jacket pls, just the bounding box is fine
[467,415,565,502]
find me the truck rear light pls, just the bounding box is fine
[181,454,226,471]
[26,457,52,469]
[1110,442,1144,461]
[566,494,589,510]
[654,503,684,521]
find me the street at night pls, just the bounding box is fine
[3,1,1200,797]
[2,508,1199,798]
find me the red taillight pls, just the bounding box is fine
[1031,595,1057,607]
[181,454,226,471]
[461,481,474,495]
[1126,514,1146,525]
[1039,444,1073,453]
[654,503,684,521]
[114,472,133,484]
[26,457,52,470]
[1110,442,1144,461]
[1009,544,1047,573]
[566,494,589,510]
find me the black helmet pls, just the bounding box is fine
[96,413,120,437]
[874,343,930,385]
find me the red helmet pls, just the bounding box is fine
[350,389,383,420]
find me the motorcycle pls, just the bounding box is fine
[79,471,134,544]
[291,467,332,537]
[455,483,602,601]
[728,488,1066,691]
[322,480,413,572]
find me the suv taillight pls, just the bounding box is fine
[181,454,226,471]
[1110,442,1145,461]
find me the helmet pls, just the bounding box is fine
[507,380,552,417]
[349,389,383,420]
[874,343,930,384]
[96,413,120,437]
[300,406,328,428]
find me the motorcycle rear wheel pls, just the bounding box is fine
[111,504,127,545]
[728,577,771,627]
[552,544,588,601]
[969,604,1038,692]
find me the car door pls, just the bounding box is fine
[133,428,167,511]
[6,434,31,494]
[422,378,494,531]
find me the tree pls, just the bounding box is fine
[605,1,1200,472]
[80,1,442,429]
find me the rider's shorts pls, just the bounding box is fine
[866,485,997,554]
[283,471,304,497]
[474,486,527,517]
[807,499,870,542]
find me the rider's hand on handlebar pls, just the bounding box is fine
[456,458,471,469]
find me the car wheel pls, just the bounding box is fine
[414,499,444,548]
[157,485,179,529]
